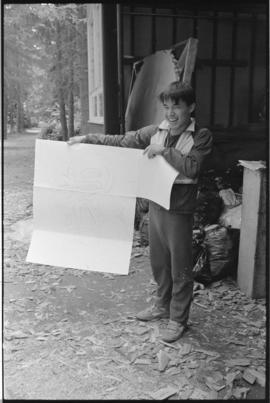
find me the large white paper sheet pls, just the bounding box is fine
[27,140,178,274]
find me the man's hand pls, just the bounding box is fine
[143,144,165,158]
[67,135,86,145]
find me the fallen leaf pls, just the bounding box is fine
[226,338,246,346]
[102,273,115,279]
[179,386,194,399]
[134,327,149,336]
[205,379,225,392]
[134,358,152,365]
[242,369,256,384]
[232,386,249,399]
[166,367,180,376]
[187,361,199,369]
[6,330,29,340]
[60,285,76,293]
[208,390,219,400]
[158,339,180,350]
[190,387,210,399]
[225,371,241,385]
[102,318,119,325]
[225,358,251,367]
[36,336,48,341]
[76,350,87,356]
[157,350,170,372]
[247,369,266,387]
[194,348,217,357]
[183,367,193,378]
[179,343,193,355]
[250,320,265,329]
[178,376,189,389]
[150,385,179,400]
[206,355,220,364]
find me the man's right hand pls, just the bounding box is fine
[67,135,86,145]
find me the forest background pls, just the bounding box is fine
[3,3,89,141]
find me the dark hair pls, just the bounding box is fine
[159,81,195,106]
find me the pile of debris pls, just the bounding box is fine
[135,165,244,285]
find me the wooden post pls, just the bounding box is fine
[237,162,266,298]
[102,4,120,134]
[116,4,125,134]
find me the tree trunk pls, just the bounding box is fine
[16,84,24,133]
[77,4,89,135]
[10,104,16,134]
[15,54,24,133]
[68,21,74,138]
[68,79,74,137]
[56,19,68,141]
[3,86,8,139]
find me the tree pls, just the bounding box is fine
[3,3,89,139]
[76,4,89,135]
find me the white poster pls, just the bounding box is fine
[27,140,178,274]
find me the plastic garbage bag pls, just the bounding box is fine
[219,204,242,229]
[204,224,239,279]
[219,188,241,208]
[218,188,242,229]
[192,229,212,285]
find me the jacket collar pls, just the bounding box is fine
[158,117,195,132]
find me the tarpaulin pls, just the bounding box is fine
[125,50,177,131]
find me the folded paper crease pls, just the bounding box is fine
[27,140,178,274]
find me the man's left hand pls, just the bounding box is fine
[143,144,165,158]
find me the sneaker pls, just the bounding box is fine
[136,305,169,321]
[160,320,185,342]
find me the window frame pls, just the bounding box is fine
[87,4,104,125]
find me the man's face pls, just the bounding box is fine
[163,98,195,132]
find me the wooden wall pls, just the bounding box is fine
[121,4,267,169]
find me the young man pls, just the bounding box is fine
[68,81,212,342]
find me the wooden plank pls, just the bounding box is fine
[102,4,120,134]
[237,167,265,298]
[130,5,135,56]
[248,14,257,123]
[122,11,266,22]
[210,11,218,126]
[116,4,125,133]
[172,8,177,45]
[228,11,238,127]
[124,56,247,67]
[151,7,156,53]
[253,171,266,298]
[192,9,198,93]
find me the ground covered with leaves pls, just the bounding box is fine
[3,131,266,400]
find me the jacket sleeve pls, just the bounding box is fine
[162,128,213,179]
[82,125,157,149]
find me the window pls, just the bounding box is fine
[87,4,104,124]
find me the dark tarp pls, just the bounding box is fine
[125,50,176,131]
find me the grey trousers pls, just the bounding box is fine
[149,203,194,325]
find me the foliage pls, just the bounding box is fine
[3,3,88,138]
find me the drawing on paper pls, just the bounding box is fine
[61,163,113,194]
